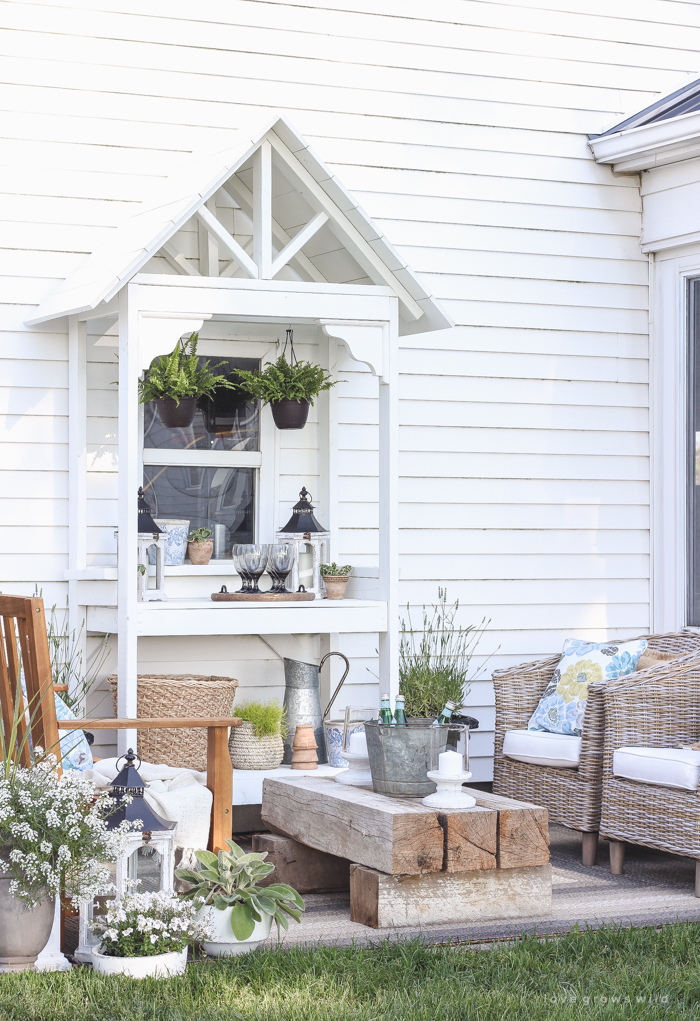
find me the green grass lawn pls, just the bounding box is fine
[2,924,700,1020]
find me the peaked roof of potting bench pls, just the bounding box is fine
[27,112,452,336]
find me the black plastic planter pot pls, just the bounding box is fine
[271,399,310,430]
[156,396,197,428]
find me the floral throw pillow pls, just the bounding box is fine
[53,693,94,771]
[528,638,648,737]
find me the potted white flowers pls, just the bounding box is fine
[90,888,210,979]
[176,839,304,956]
[0,753,133,972]
[320,563,353,600]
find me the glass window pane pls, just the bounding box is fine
[143,356,260,451]
[689,278,700,625]
[143,465,254,556]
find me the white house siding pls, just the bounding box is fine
[4,0,700,774]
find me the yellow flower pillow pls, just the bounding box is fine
[528,638,648,736]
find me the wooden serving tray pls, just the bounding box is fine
[211,590,315,602]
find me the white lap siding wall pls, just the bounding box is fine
[2,0,696,772]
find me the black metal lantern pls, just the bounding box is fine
[280,487,327,534]
[106,748,175,833]
[137,487,162,536]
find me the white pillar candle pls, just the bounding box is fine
[439,750,463,775]
[348,731,368,755]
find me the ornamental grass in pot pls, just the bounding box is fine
[321,562,352,600]
[187,527,213,565]
[138,333,239,429]
[90,887,210,979]
[176,840,304,956]
[228,700,286,770]
[231,329,339,431]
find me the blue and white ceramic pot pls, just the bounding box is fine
[153,519,190,566]
[323,720,347,768]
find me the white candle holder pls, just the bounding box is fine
[335,707,377,787]
[422,749,476,809]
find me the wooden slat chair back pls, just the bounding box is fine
[0,595,240,852]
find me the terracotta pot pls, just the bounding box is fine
[187,539,213,565]
[323,575,350,600]
[156,396,197,428]
[291,722,317,769]
[0,878,55,973]
[271,399,310,430]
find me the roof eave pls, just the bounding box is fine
[589,109,700,173]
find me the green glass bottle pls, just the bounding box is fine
[393,695,408,727]
[433,700,457,727]
[379,693,393,726]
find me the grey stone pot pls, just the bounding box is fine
[0,877,55,972]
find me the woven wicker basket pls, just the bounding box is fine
[107,674,238,771]
[228,721,284,770]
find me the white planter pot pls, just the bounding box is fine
[91,946,187,979]
[197,905,273,957]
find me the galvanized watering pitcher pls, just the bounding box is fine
[282,658,327,764]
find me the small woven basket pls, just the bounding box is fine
[107,674,238,771]
[228,721,284,770]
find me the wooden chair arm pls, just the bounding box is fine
[57,717,241,730]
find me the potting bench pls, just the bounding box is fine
[261,776,551,928]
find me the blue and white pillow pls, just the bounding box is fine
[53,694,93,771]
[528,638,648,737]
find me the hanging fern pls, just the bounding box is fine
[137,333,238,405]
[231,355,337,406]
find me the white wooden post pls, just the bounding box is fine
[67,314,87,704]
[253,139,272,279]
[378,304,399,700]
[117,286,140,754]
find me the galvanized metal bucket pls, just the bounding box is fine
[364,721,449,797]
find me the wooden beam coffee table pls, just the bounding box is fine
[261,776,551,929]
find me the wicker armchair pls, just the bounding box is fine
[492,632,700,865]
[600,651,700,893]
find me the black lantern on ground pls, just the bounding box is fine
[279,487,327,535]
[106,748,175,834]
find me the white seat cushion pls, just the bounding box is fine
[503,729,581,768]
[613,746,700,791]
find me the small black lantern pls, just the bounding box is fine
[106,748,175,833]
[280,487,327,535]
[137,487,162,536]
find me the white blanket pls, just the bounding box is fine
[86,759,212,855]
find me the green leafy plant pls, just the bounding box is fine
[320,563,352,577]
[232,355,337,406]
[187,527,212,543]
[137,333,237,406]
[176,840,305,941]
[234,700,287,739]
[399,588,491,718]
[90,887,210,958]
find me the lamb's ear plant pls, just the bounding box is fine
[136,333,237,406]
[175,840,304,941]
[231,355,337,406]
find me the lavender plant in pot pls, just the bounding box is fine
[175,840,304,956]
[138,333,238,429]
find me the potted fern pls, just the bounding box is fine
[228,700,286,770]
[231,329,337,430]
[175,840,304,956]
[139,333,237,429]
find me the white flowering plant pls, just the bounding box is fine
[90,888,211,958]
[0,753,134,906]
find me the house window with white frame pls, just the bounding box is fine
[142,354,260,557]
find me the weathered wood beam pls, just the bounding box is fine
[270,211,329,279]
[195,205,258,279]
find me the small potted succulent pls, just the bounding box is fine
[228,700,286,770]
[320,563,353,600]
[175,840,304,956]
[231,329,338,430]
[90,887,210,979]
[138,333,238,429]
[187,527,213,565]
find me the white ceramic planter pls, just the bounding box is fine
[91,946,187,979]
[197,905,273,957]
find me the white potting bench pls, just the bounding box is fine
[27,112,451,754]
